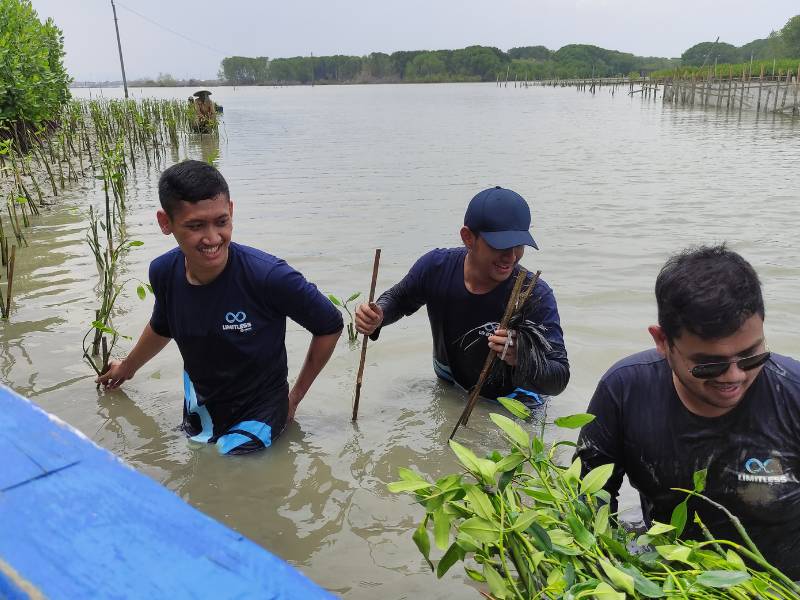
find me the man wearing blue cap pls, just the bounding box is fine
[355,186,569,402]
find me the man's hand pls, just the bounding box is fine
[355,302,384,336]
[96,359,136,389]
[287,388,302,423]
[488,328,517,366]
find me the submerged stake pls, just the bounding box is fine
[352,248,381,422]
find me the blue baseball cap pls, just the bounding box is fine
[464,186,538,250]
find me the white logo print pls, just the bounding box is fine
[222,310,252,332]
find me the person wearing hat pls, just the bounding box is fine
[354,186,569,402]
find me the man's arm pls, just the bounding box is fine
[287,330,341,421]
[96,323,171,389]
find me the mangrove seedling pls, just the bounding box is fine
[328,291,361,343]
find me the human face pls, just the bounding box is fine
[157,193,233,283]
[649,314,767,417]
[462,228,525,289]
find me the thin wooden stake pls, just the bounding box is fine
[4,245,16,319]
[352,248,381,421]
[450,268,541,440]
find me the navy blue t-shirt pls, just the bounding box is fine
[576,349,800,579]
[149,242,343,453]
[372,247,569,398]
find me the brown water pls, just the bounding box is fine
[3,83,800,598]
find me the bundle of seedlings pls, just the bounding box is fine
[390,397,800,599]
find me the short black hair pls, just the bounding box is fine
[158,160,229,217]
[655,244,764,342]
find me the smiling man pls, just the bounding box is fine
[354,186,569,402]
[97,160,343,455]
[576,245,800,578]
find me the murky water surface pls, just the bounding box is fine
[3,83,799,597]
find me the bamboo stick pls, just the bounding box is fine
[3,245,16,319]
[352,248,382,422]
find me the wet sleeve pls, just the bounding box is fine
[266,262,344,336]
[575,380,626,513]
[368,253,431,341]
[513,284,570,395]
[148,260,171,338]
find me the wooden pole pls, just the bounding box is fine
[352,248,382,421]
[110,1,129,99]
[4,245,15,319]
[449,269,541,440]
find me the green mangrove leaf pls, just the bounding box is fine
[128,240,144,247]
[655,544,694,565]
[574,499,592,522]
[494,451,526,473]
[464,567,485,582]
[397,467,426,482]
[327,294,342,307]
[548,528,575,547]
[566,514,596,548]
[464,484,495,520]
[599,535,632,561]
[433,507,450,550]
[448,439,481,476]
[580,463,614,495]
[436,542,463,578]
[521,487,557,505]
[598,558,635,595]
[412,522,433,571]
[455,530,481,553]
[589,581,627,599]
[532,436,545,456]
[617,564,665,598]
[475,457,498,485]
[696,570,751,588]
[725,550,746,570]
[497,395,531,419]
[387,480,432,493]
[693,468,708,493]
[489,413,530,449]
[564,456,582,485]
[483,563,508,599]
[670,500,688,537]
[552,543,582,556]
[136,285,146,300]
[510,509,537,532]
[526,522,553,552]
[646,521,675,536]
[594,504,610,536]
[594,489,612,504]
[460,517,501,544]
[435,473,463,491]
[554,413,596,429]
[346,291,361,303]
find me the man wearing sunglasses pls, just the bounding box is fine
[576,245,800,579]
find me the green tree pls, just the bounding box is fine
[681,41,740,66]
[508,46,552,61]
[781,14,800,57]
[220,56,269,85]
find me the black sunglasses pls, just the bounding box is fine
[688,351,771,380]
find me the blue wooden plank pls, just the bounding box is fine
[0,438,44,491]
[0,385,334,600]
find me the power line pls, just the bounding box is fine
[115,1,233,57]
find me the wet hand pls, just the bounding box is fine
[287,388,303,423]
[488,329,517,367]
[355,302,383,335]
[96,359,135,389]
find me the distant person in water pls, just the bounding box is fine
[97,160,343,454]
[354,186,569,404]
[191,90,215,132]
[575,245,800,579]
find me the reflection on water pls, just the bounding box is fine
[2,84,799,598]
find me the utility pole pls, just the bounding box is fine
[111,0,129,98]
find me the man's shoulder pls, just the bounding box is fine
[230,243,286,277]
[417,247,465,266]
[149,247,182,275]
[600,349,667,385]
[764,353,800,389]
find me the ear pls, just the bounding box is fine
[648,325,669,357]
[156,209,173,235]
[228,198,234,221]
[460,226,476,250]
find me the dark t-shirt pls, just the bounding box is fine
[372,247,569,398]
[576,349,800,578]
[149,242,343,451]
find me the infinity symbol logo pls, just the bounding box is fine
[745,458,777,474]
[225,311,247,323]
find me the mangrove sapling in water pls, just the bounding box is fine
[328,291,361,343]
[390,396,800,599]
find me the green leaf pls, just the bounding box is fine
[566,514,596,548]
[483,563,508,599]
[594,504,610,536]
[455,531,481,553]
[136,285,146,300]
[397,467,425,482]
[655,544,694,565]
[346,291,361,303]
[412,522,433,571]
[436,542,463,578]
[475,457,498,486]
[617,564,666,598]
[590,582,626,599]
[497,396,530,419]
[670,500,688,537]
[327,294,342,307]
[464,567,485,582]
[464,484,495,520]
[725,550,746,571]
[386,480,432,493]
[646,521,675,536]
[433,507,450,550]
[510,509,538,532]
[526,522,553,552]
[693,469,708,493]
[449,439,481,475]
[580,463,615,495]
[490,413,530,449]
[494,451,526,473]
[564,457,582,485]
[554,413,596,429]
[695,570,751,588]
[128,240,144,247]
[598,558,635,595]
[146,284,154,294]
[15,196,27,204]
[460,517,500,544]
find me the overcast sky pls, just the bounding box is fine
[30,0,799,81]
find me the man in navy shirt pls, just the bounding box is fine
[576,245,800,578]
[355,186,569,401]
[97,160,343,454]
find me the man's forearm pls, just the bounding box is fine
[123,323,171,374]
[290,330,342,402]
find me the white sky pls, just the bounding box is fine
[30,0,799,81]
